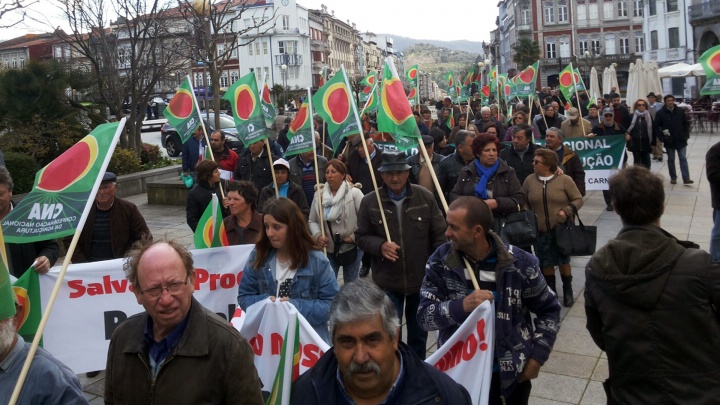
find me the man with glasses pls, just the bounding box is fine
[647,93,663,162]
[500,124,539,185]
[655,94,693,185]
[545,127,586,197]
[105,240,264,404]
[592,108,628,210]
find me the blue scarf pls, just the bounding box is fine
[273,181,290,198]
[474,159,499,199]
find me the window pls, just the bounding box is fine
[231,46,238,58]
[248,43,253,56]
[546,42,556,58]
[262,41,268,54]
[619,38,629,54]
[282,15,290,30]
[592,40,601,54]
[633,0,643,16]
[668,27,680,48]
[558,4,568,22]
[666,0,677,12]
[219,72,228,88]
[649,0,656,15]
[605,34,616,54]
[577,4,587,20]
[650,30,658,50]
[603,2,613,18]
[635,35,645,52]
[521,9,531,25]
[217,43,225,57]
[589,3,599,19]
[559,39,571,57]
[278,41,297,54]
[54,47,62,58]
[618,1,628,17]
[243,18,251,28]
[254,42,261,55]
[579,40,589,55]
[544,5,554,23]
[230,71,239,84]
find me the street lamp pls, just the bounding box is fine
[281,63,288,110]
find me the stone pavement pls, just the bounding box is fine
[78,130,718,404]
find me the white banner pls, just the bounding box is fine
[39,245,253,373]
[238,299,330,393]
[426,301,495,405]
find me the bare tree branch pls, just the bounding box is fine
[0,0,39,28]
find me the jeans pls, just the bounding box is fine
[712,209,720,262]
[666,146,690,181]
[383,290,428,360]
[327,249,361,283]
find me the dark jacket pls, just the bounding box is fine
[535,115,563,138]
[288,155,327,189]
[654,105,690,149]
[235,149,280,197]
[347,147,383,195]
[355,184,447,295]
[437,151,472,200]
[257,181,310,217]
[585,225,720,404]
[6,200,59,277]
[105,298,264,405]
[181,136,206,173]
[556,144,586,197]
[186,180,229,232]
[69,198,151,263]
[448,159,526,216]
[418,234,561,400]
[613,104,632,128]
[707,141,720,209]
[407,152,443,186]
[223,211,263,245]
[499,142,539,185]
[290,342,472,405]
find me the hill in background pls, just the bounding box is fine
[402,43,480,88]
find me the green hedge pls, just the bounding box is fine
[108,147,142,176]
[4,151,36,193]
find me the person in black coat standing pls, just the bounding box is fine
[655,95,692,185]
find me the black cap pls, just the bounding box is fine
[378,152,411,172]
[101,172,117,183]
[422,135,434,145]
[647,92,657,98]
[351,133,371,147]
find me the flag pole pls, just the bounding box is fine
[569,64,588,137]
[536,97,550,133]
[190,75,225,200]
[265,141,279,199]
[342,65,391,243]
[9,120,126,405]
[307,87,327,255]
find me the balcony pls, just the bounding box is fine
[689,0,720,25]
[274,53,303,66]
[311,39,325,49]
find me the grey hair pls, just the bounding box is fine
[547,126,564,139]
[0,167,13,191]
[480,106,491,113]
[329,279,400,341]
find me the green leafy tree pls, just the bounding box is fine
[513,37,541,70]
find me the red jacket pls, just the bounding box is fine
[213,146,239,173]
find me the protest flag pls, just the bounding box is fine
[261,73,278,129]
[515,61,539,98]
[444,71,457,99]
[488,66,498,91]
[378,57,421,151]
[700,45,720,95]
[193,194,229,249]
[264,312,299,405]
[361,82,379,116]
[558,64,582,101]
[1,121,124,243]
[360,71,376,88]
[283,101,314,157]
[163,77,203,144]
[223,72,268,147]
[0,225,14,321]
[11,269,42,344]
[405,64,419,87]
[311,67,360,153]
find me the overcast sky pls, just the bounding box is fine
[1,0,496,43]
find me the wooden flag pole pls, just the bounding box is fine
[190,76,225,200]
[265,140,279,199]
[536,97,550,133]
[570,65,588,138]
[306,87,326,255]
[9,120,127,405]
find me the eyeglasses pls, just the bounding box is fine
[139,278,189,299]
[532,159,545,165]
[604,114,614,117]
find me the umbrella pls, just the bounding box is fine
[626,62,638,108]
[608,65,620,98]
[657,62,706,78]
[602,67,611,95]
[589,67,602,101]
[644,61,664,97]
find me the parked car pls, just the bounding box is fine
[160,113,243,157]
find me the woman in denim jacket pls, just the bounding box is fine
[238,198,339,343]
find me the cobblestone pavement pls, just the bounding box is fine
[78,130,718,404]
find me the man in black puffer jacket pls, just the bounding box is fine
[654,94,692,185]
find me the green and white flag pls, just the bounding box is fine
[163,77,203,144]
[0,226,13,321]
[700,45,720,95]
[223,72,268,147]
[284,102,314,157]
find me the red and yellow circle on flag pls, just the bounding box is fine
[262,84,273,104]
[234,84,258,120]
[165,89,195,119]
[559,70,574,87]
[407,87,417,99]
[289,104,309,133]
[708,49,720,75]
[322,83,351,125]
[36,136,99,192]
[11,285,31,329]
[381,78,413,125]
[406,67,418,81]
[517,67,536,84]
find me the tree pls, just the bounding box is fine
[513,37,541,70]
[176,0,275,129]
[348,74,364,108]
[59,0,185,152]
[0,0,39,28]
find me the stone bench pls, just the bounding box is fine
[147,177,189,206]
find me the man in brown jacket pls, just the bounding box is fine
[355,152,447,361]
[105,240,263,404]
[545,128,586,197]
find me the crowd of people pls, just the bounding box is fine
[3,85,719,405]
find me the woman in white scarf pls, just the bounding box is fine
[626,99,654,169]
[309,159,364,282]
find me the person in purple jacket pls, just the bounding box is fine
[417,196,561,405]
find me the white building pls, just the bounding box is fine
[239,0,312,92]
[642,0,696,98]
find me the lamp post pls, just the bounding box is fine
[281,63,288,110]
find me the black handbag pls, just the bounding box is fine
[492,204,539,246]
[555,204,597,256]
[328,222,358,266]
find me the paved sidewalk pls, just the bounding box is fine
[78,131,718,404]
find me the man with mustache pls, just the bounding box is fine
[290,279,471,404]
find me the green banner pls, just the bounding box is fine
[700,44,720,95]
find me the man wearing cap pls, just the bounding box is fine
[592,108,628,210]
[584,104,600,128]
[257,158,310,217]
[0,289,86,404]
[560,107,592,138]
[67,172,152,263]
[647,92,663,162]
[355,152,447,360]
[655,94,692,185]
[347,133,384,196]
[545,127,586,197]
[209,130,238,175]
[407,135,443,196]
